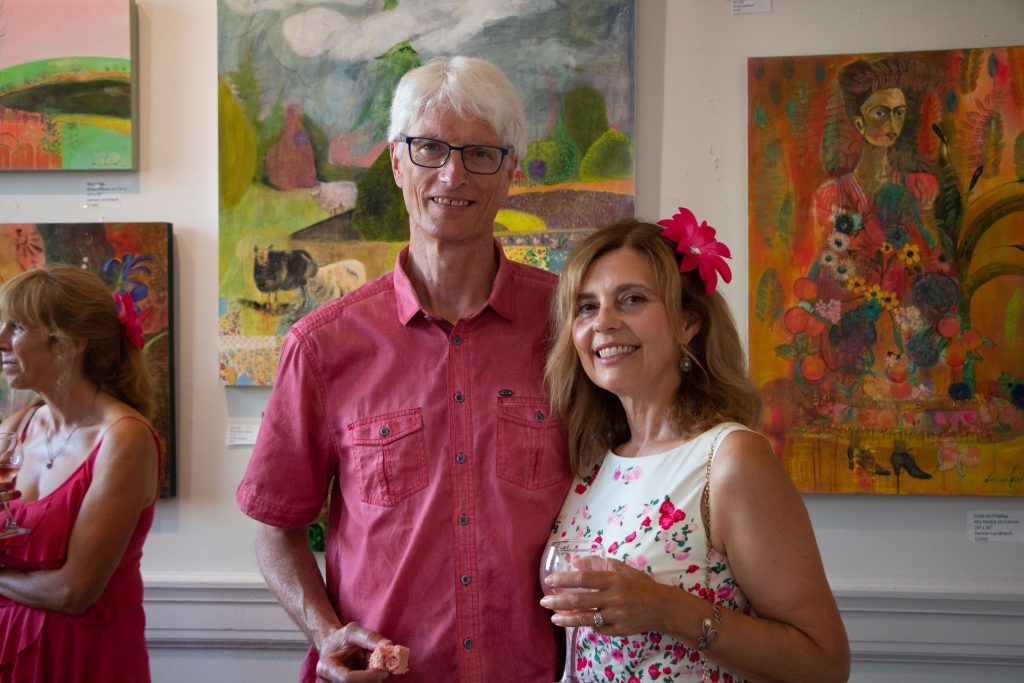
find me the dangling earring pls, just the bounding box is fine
[679,356,692,373]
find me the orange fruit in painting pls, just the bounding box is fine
[799,355,827,383]
[886,365,910,383]
[961,328,982,350]
[784,306,810,334]
[937,316,961,338]
[793,278,818,300]
[945,342,966,367]
[889,381,913,400]
[804,316,827,336]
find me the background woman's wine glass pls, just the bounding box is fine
[0,430,29,538]
[540,539,605,683]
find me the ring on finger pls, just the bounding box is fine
[593,610,604,628]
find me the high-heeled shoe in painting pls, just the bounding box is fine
[890,440,931,479]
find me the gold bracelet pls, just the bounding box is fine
[696,603,722,651]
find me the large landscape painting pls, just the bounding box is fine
[748,46,1024,495]
[218,0,636,385]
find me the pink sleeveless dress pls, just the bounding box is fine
[0,416,158,682]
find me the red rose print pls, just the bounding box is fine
[625,531,637,542]
[575,483,587,494]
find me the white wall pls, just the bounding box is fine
[1,1,1023,681]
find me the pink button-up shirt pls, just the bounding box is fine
[237,243,571,682]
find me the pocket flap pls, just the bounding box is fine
[348,409,423,445]
[497,399,559,429]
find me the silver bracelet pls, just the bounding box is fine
[696,603,722,651]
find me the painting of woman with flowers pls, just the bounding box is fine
[748,46,1024,495]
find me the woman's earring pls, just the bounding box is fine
[679,356,692,373]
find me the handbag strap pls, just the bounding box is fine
[700,425,732,682]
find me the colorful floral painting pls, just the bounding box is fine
[218,0,636,385]
[748,47,1024,495]
[0,223,175,497]
[0,0,138,171]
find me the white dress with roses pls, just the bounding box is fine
[550,423,752,683]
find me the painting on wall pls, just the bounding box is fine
[0,223,176,497]
[748,46,1024,495]
[0,0,139,171]
[218,0,636,385]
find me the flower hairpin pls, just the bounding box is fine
[112,291,145,350]
[657,206,733,295]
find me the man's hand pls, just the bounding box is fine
[315,622,390,682]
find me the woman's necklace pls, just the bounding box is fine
[44,390,99,469]
[45,422,84,469]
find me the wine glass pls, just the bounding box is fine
[540,539,606,683]
[0,430,29,538]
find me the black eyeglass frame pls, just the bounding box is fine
[400,135,510,175]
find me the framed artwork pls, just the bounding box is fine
[0,223,176,497]
[218,0,636,385]
[748,46,1024,495]
[0,0,139,171]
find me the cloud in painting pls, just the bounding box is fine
[276,0,553,62]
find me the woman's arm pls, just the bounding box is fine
[693,429,849,682]
[0,417,158,614]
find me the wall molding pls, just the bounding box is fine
[143,574,1024,665]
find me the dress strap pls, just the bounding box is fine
[17,404,43,443]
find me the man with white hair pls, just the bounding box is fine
[238,56,570,682]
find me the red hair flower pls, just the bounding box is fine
[112,291,145,350]
[657,207,732,295]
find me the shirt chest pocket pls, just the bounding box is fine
[348,408,428,506]
[496,398,568,490]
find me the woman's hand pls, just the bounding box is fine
[540,556,679,637]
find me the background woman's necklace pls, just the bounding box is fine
[44,390,99,469]
[45,422,84,469]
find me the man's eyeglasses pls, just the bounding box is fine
[400,136,509,175]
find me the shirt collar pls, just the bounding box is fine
[394,240,517,325]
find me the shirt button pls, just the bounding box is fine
[463,638,474,649]
[454,391,464,403]
[453,335,462,345]
[455,452,467,464]
[460,574,471,586]
[379,425,391,437]
[535,410,545,421]
[458,514,470,526]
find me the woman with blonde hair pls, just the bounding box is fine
[541,214,849,682]
[0,265,159,682]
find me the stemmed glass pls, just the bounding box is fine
[540,539,606,683]
[0,430,29,538]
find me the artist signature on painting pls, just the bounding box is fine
[984,467,1023,489]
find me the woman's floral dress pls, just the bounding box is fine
[550,424,751,682]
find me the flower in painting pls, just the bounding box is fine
[884,223,909,248]
[948,382,973,401]
[833,258,856,284]
[881,242,895,255]
[900,243,922,266]
[878,290,899,310]
[833,212,855,235]
[813,298,842,325]
[819,251,838,269]
[1011,383,1024,409]
[827,231,850,252]
[846,276,867,295]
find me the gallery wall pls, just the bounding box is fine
[0,1,1022,681]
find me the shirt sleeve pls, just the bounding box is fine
[236,329,334,527]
